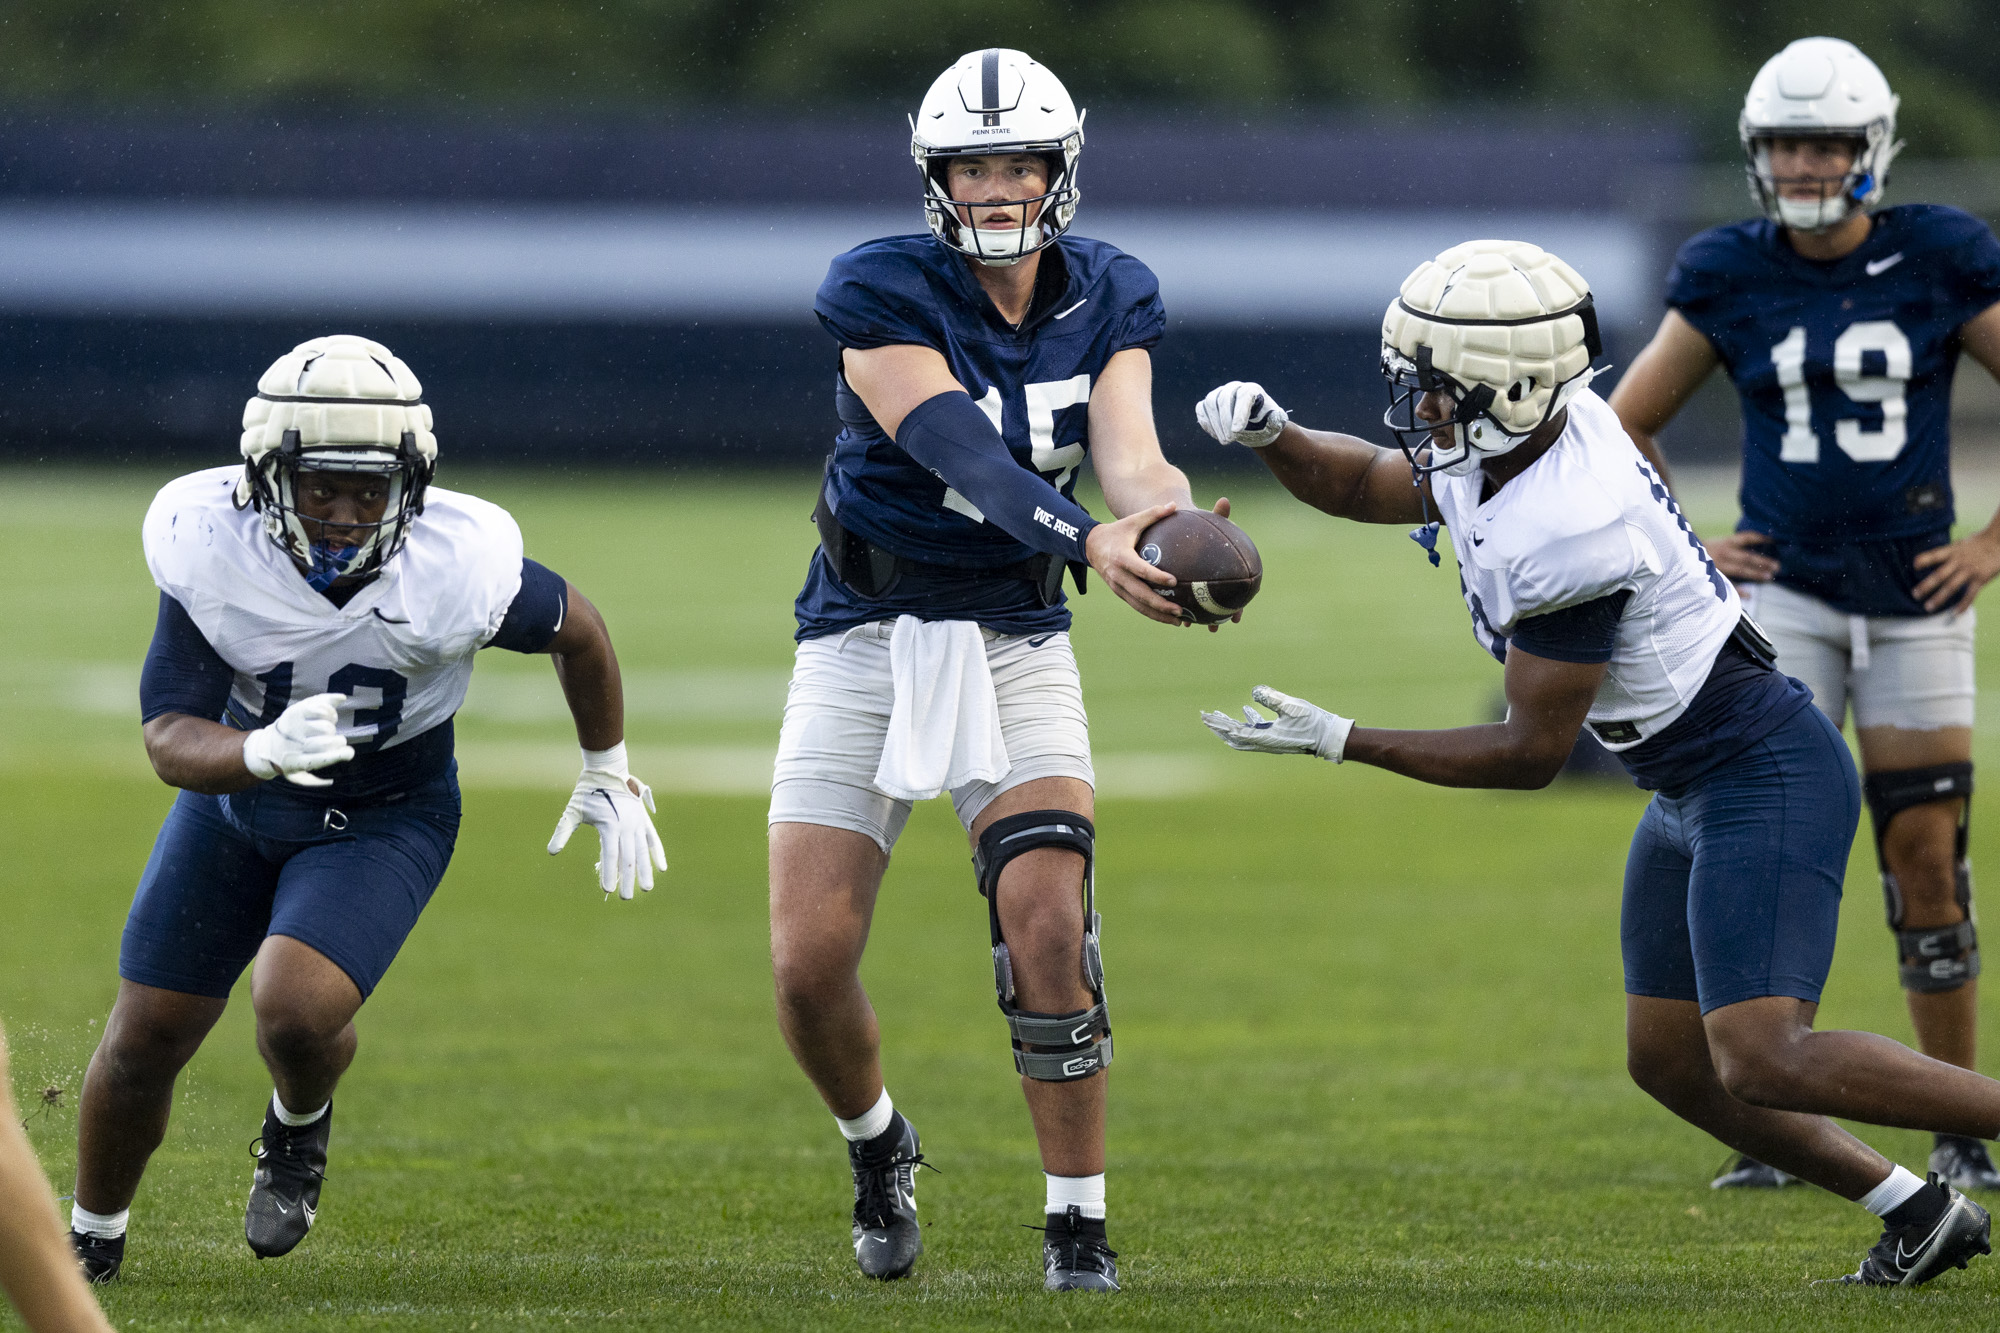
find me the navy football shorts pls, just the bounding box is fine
[1621,703,1861,1014]
[120,766,460,1000]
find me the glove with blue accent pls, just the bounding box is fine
[1201,685,1353,762]
[1196,381,1289,448]
[548,742,668,899]
[241,692,354,788]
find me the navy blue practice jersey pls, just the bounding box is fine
[1667,206,2000,612]
[796,233,1165,640]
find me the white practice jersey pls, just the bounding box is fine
[1430,390,1742,750]
[142,467,525,752]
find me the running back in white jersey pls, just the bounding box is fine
[143,467,524,752]
[1429,390,1743,749]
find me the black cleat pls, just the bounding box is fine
[849,1113,926,1280]
[1931,1135,2000,1191]
[244,1100,331,1259]
[1711,1153,1796,1189]
[1042,1205,1119,1291]
[1841,1177,1991,1287]
[69,1229,123,1284]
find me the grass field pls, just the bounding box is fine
[8,462,2000,1330]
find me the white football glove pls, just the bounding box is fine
[1196,381,1289,448]
[547,742,668,900]
[241,693,354,788]
[1201,685,1353,762]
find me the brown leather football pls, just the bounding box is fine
[1136,509,1262,624]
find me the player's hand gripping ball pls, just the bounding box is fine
[1136,509,1263,624]
[549,743,668,900]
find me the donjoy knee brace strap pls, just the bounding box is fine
[972,810,1110,1081]
[1864,762,1977,993]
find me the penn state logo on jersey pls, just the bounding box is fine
[143,467,524,752]
[1668,204,2000,544]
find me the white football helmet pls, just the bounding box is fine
[235,334,437,590]
[911,48,1083,267]
[1380,240,1603,479]
[1740,37,1902,233]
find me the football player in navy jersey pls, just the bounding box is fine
[768,49,1226,1291]
[65,336,666,1282]
[1610,37,2000,1192]
[1201,240,2000,1287]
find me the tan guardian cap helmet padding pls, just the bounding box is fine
[1380,240,1603,479]
[235,334,438,590]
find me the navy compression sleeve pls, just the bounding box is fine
[139,593,234,723]
[894,390,1099,564]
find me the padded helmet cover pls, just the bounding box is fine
[1380,240,1600,476]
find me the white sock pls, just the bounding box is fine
[272,1090,329,1127]
[834,1088,894,1143]
[1046,1172,1106,1220]
[71,1203,128,1239]
[1860,1164,1927,1216]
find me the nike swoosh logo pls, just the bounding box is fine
[1895,1206,1955,1268]
[1028,633,1057,647]
[1053,299,1088,320]
[371,609,410,625]
[273,1201,292,1215]
[1866,252,1904,276]
[1471,533,1485,546]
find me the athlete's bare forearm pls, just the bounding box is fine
[142,713,260,794]
[1256,424,1428,525]
[1342,721,1573,790]
[1097,457,1191,519]
[547,584,624,752]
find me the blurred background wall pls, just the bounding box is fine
[3,0,1999,466]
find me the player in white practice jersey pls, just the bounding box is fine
[67,336,666,1282]
[1197,241,2000,1286]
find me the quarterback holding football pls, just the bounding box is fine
[66,336,666,1282]
[1198,240,2000,1286]
[1610,37,2000,1193]
[768,47,1231,1291]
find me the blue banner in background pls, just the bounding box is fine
[0,111,1688,463]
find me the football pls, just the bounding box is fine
[1136,508,1263,624]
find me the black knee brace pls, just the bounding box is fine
[1864,762,1977,993]
[972,810,1110,1082]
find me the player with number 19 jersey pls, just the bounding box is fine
[1666,204,2000,614]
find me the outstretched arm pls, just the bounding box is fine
[1204,646,1607,791]
[1343,648,1607,789]
[1195,381,1430,524]
[1912,301,2000,611]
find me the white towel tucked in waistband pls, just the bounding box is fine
[873,615,1010,801]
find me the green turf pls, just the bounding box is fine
[6,463,2000,1329]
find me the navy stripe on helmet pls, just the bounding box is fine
[981,49,1000,110]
